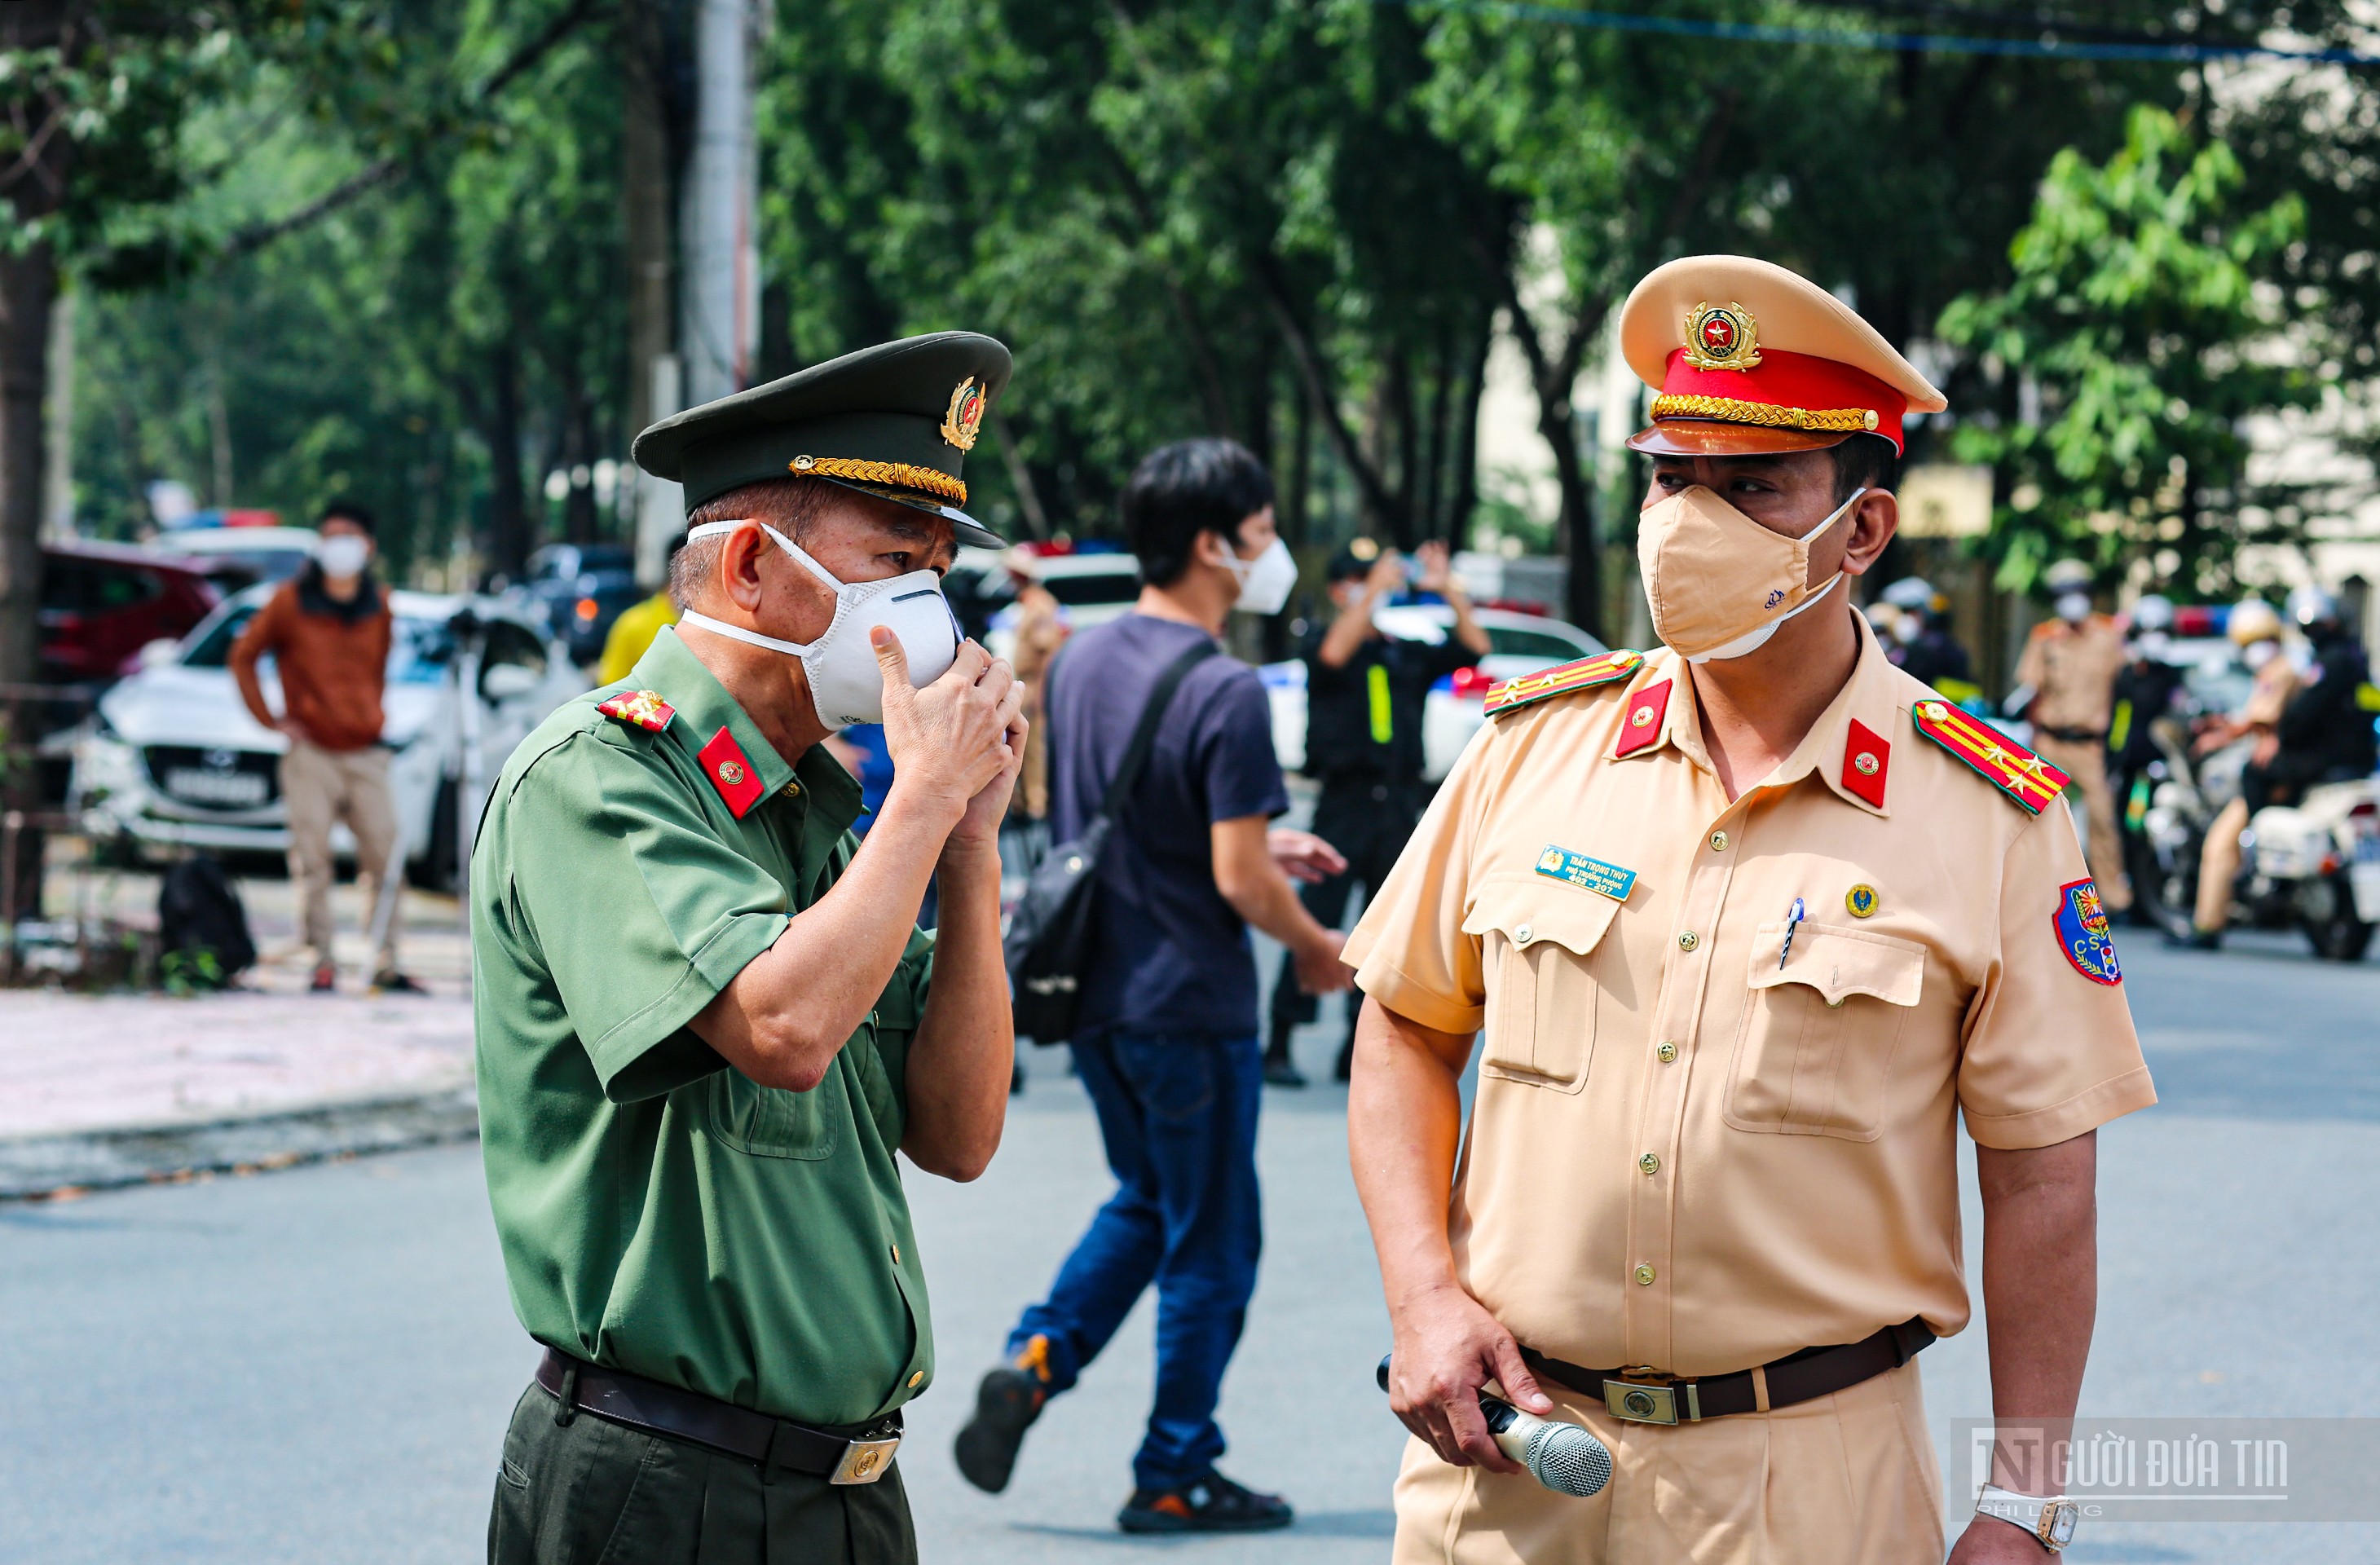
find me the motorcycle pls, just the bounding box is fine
[2134,719,2380,961]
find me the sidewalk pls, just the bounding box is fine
[2,864,479,1197]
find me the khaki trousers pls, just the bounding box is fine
[2194,795,2251,933]
[2034,736,2129,909]
[1391,1360,1945,1565]
[281,739,399,972]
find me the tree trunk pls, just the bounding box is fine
[1542,394,1598,639]
[485,342,531,584]
[623,0,677,438]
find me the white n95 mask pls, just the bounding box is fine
[315,535,371,580]
[1637,484,1866,663]
[678,520,960,727]
[1228,537,1298,617]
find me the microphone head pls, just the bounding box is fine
[1523,1421,1615,1498]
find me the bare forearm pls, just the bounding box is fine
[1318,585,1386,668]
[1446,591,1491,657]
[1349,998,1470,1307]
[1977,1134,2099,1490]
[901,844,1011,1180]
[692,782,957,1088]
[1223,868,1329,954]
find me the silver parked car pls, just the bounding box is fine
[71,584,587,888]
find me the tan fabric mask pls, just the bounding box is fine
[1637,484,1865,663]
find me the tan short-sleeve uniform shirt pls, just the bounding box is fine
[1346,624,2156,1378]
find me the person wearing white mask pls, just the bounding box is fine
[2013,558,2131,910]
[2178,598,2300,947]
[955,437,1350,1534]
[1347,257,2151,1565]
[473,333,1028,1565]
[229,500,421,994]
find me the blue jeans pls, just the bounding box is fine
[1007,1031,1264,1490]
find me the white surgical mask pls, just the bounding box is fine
[2132,630,2171,662]
[2056,592,2091,624]
[315,535,370,580]
[678,520,960,728]
[2242,639,2280,672]
[1227,536,1298,617]
[1637,485,1866,663]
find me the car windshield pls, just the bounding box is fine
[179,601,457,683]
[1040,570,1141,607]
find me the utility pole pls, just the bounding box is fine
[679,0,756,411]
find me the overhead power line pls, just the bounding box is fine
[1396,0,2380,68]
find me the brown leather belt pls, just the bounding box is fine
[1522,1318,1933,1426]
[535,1347,903,1484]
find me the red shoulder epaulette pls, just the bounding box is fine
[1911,699,2069,814]
[1483,650,1646,718]
[597,689,676,733]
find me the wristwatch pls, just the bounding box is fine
[1976,1484,2078,1553]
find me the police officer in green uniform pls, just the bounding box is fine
[475,333,1026,1564]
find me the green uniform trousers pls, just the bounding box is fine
[488,1386,919,1565]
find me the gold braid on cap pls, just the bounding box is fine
[1651,394,1880,434]
[788,454,967,505]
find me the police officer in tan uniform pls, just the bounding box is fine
[2015,560,2131,911]
[1346,257,2156,1564]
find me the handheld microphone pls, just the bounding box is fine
[1375,1355,1613,1498]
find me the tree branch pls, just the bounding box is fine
[219,0,606,259]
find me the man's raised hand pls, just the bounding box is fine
[875,628,1022,834]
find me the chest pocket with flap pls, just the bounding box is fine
[1726,923,1926,1141]
[703,1020,866,1161]
[1461,873,1623,1092]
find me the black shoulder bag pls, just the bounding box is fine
[1004,638,1218,1044]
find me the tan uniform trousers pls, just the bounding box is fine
[1391,1361,1944,1565]
[2033,735,2128,909]
[2193,794,2251,933]
[281,739,400,972]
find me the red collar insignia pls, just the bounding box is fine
[698,725,767,818]
[1613,678,1673,758]
[1840,718,1889,808]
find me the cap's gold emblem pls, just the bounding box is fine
[940,377,986,452]
[1682,302,1762,373]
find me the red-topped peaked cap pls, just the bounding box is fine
[1619,256,1946,457]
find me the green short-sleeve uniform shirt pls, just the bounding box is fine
[473,626,935,1428]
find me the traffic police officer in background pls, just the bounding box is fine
[1263,536,1488,1086]
[474,333,1025,1563]
[1348,257,2155,1563]
[2013,558,2131,913]
[2105,595,2185,923]
[1878,574,1974,699]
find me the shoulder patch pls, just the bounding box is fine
[1484,650,1646,718]
[597,689,676,732]
[1911,699,2069,814]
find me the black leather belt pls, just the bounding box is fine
[1522,1318,1933,1426]
[535,1347,903,1483]
[2038,725,2109,744]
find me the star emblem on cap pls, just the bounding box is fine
[1682,301,1762,372]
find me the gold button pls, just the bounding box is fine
[1638,1152,1660,1175]
[1708,831,1729,852]
[1656,1041,1678,1064]
[784,779,802,798]
[1634,1263,1656,1285]
[1514,923,1534,946]
[1920,701,1949,721]
[908,1370,925,1389]
[891,1243,901,1263]
[1677,931,1699,952]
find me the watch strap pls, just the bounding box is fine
[1976,1484,2077,1552]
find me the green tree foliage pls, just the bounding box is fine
[1938,104,2312,597]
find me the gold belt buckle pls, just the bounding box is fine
[1603,1367,1692,1426]
[829,1435,902,1484]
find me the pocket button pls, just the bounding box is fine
[1514,923,1534,946]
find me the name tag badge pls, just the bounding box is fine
[1536,844,1637,902]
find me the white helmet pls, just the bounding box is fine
[2043,558,2094,593]
[2228,599,2284,646]
[1881,576,1935,611]
[2287,585,2339,630]
[2129,594,2174,633]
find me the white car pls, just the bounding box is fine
[952,549,1145,663]
[1263,605,1607,779]
[71,584,587,888]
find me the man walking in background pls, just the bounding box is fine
[1263,536,1485,1087]
[955,438,1350,1533]
[230,502,422,994]
[2015,558,2131,912]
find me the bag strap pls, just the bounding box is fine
[1095,639,1219,824]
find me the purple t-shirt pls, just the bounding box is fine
[1046,613,1289,1039]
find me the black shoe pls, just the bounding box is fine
[1263,1056,1307,1088]
[1010,1061,1025,1096]
[370,970,429,995]
[953,1340,1052,1494]
[2163,926,2222,951]
[1333,1037,1355,1082]
[1117,1469,1294,1534]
